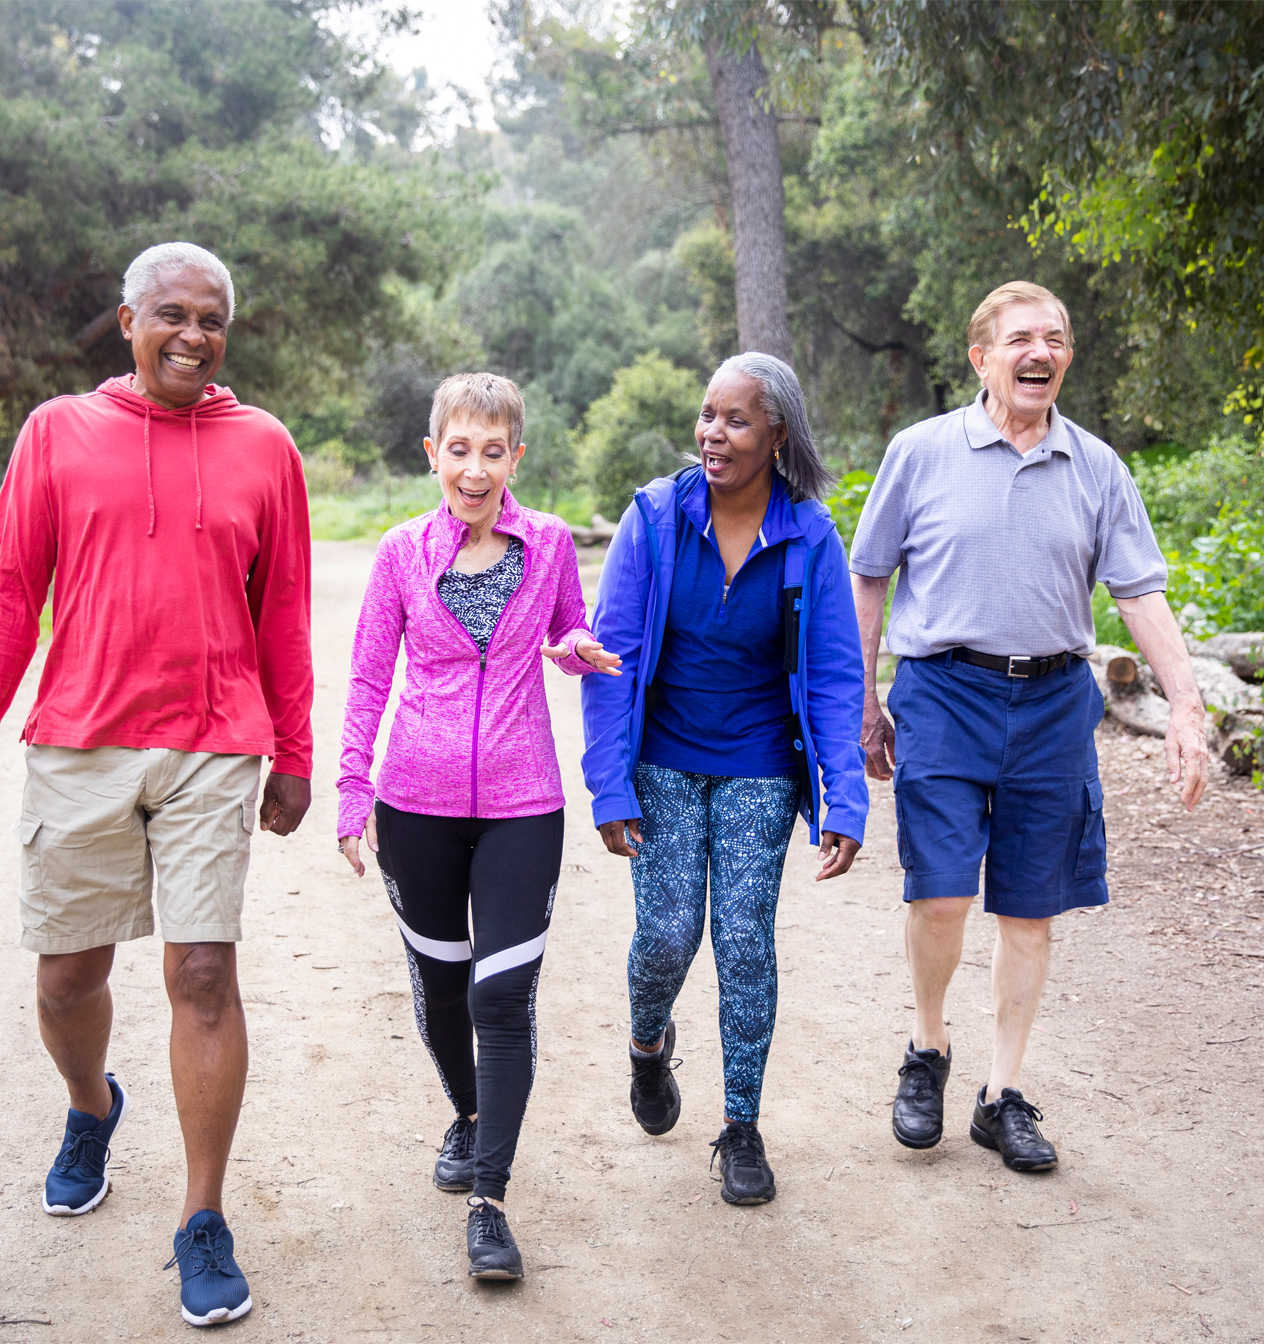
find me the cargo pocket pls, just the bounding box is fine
[241,801,255,833]
[1073,778,1106,880]
[893,766,912,870]
[14,810,45,929]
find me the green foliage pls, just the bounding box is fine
[824,469,875,551]
[1091,583,1136,652]
[517,381,577,508]
[308,476,442,542]
[1129,435,1264,555]
[675,225,737,365]
[578,353,703,520]
[0,0,481,458]
[1166,507,1264,638]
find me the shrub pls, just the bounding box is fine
[579,353,703,521]
[825,469,875,551]
[1166,505,1264,636]
[515,382,576,510]
[1130,434,1264,553]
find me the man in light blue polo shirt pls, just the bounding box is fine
[850,280,1208,1172]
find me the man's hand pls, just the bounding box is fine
[259,771,311,836]
[540,638,623,676]
[598,818,643,857]
[340,810,379,878]
[816,831,860,881]
[861,696,897,780]
[1166,699,1210,812]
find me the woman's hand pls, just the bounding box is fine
[598,818,643,857]
[816,831,860,881]
[339,810,379,878]
[540,638,623,676]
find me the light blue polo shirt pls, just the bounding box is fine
[849,390,1166,659]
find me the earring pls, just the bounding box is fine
[509,473,517,485]
[428,467,437,478]
[774,446,780,463]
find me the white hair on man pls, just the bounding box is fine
[122,242,235,321]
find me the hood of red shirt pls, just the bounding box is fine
[96,375,242,536]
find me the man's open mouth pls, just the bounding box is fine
[1016,368,1052,388]
[163,352,204,371]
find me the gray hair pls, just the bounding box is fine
[122,242,235,321]
[713,352,833,502]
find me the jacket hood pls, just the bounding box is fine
[96,375,240,419]
[635,466,838,549]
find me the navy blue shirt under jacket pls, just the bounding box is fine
[639,468,798,778]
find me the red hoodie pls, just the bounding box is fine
[0,376,313,775]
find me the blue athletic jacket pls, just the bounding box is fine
[580,467,869,847]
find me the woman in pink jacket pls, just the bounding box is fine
[337,373,618,1281]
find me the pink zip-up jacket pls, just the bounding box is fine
[336,489,593,838]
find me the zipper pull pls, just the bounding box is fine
[480,651,486,671]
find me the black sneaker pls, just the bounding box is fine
[629,1020,681,1136]
[709,1121,776,1205]
[434,1115,477,1192]
[466,1198,524,1280]
[892,1040,952,1149]
[969,1086,1058,1172]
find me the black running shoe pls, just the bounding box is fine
[434,1115,477,1192]
[629,1020,681,1136]
[466,1198,524,1280]
[969,1086,1058,1172]
[892,1040,952,1149]
[709,1121,776,1205]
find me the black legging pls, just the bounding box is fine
[375,802,563,1201]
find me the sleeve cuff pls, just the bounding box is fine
[821,806,866,847]
[1105,581,1167,600]
[271,753,312,778]
[337,796,374,841]
[848,560,898,579]
[550,625,595,676]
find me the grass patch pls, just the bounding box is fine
[309,477,442,541]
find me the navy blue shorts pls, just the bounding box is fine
[887,652,1108,919]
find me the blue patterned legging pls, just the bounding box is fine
[628,763,800,1123]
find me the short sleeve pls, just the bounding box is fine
[1097,456,1167,598]
[849,437,910,577]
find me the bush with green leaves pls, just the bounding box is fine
[516,382,576,510]
[825,469,875,551]
[578,353,703,521]
[1165,506,1264,638]
[1130,435,1264,554]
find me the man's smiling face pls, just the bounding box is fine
[968,300,1074,429]
[119,266,230,409]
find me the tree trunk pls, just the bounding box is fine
[704,38,791,363]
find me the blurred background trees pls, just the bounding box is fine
[2,0,1262,633]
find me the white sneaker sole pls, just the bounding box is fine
[43,1082,130,1216]
[181,1295,253,1327]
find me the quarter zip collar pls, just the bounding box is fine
[678,464,804,552]
[435,486,528,549]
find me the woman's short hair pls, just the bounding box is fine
[429,372,525,450]
[967,281,1074,353]
[122,242,235,321]
[712,352,834,502]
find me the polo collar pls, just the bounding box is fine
[964,389,1071,458]
[679,464,804,548]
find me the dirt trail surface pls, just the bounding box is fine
[2,540,1261,1344]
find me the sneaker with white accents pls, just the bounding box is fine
[164,1209,253,1327]
[43,1073,128,1216]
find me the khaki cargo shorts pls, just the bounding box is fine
[16,746,262,954]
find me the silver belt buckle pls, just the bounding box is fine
[1007,656,1032,679]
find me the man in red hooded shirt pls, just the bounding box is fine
[0,242,313,1327]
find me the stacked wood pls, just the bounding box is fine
[1089,644,1264,774]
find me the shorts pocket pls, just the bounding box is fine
[241,801,255,833]
[892,766,912,869]
[1073,778,1106,880]
[14,810,45,929]
[14,810,42,845]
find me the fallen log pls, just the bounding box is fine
[1087,647,1170,738]
[1185,632,1264,683]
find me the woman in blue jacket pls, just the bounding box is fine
[580,352,868,1205]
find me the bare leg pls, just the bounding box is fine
[986,915,1052,1101]
[905,897,973,1053]
[163,942,248,1230]
[37,947,116,1120]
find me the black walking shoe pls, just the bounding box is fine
[629,1020,681,1136]
[434,1115,477,1192]
[466,1198,524,1280]
[709,1122,776,1205]
[969,1086,1058,1172]
[892,1040,952,1149]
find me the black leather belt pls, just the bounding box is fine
[950,647,1074,679]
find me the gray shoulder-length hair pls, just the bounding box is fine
[711,352,834,502]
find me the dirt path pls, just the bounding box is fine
[1,540,1260,1344]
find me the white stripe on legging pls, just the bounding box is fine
[473,931,548,984]
[395,911,471,962]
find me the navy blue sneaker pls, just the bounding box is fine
[43,1073,128,1216]
[164,1209,253,1326]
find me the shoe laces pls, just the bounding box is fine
[441,1115,477,1161]
[467,1198,513,1249]
[993,1091,1045,1134]
[709,1123,766,1173]
[164,1224,239,1279]
[629,1053,681,1090]
[897,1054,942,1101]
[54,1129,110,1174]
